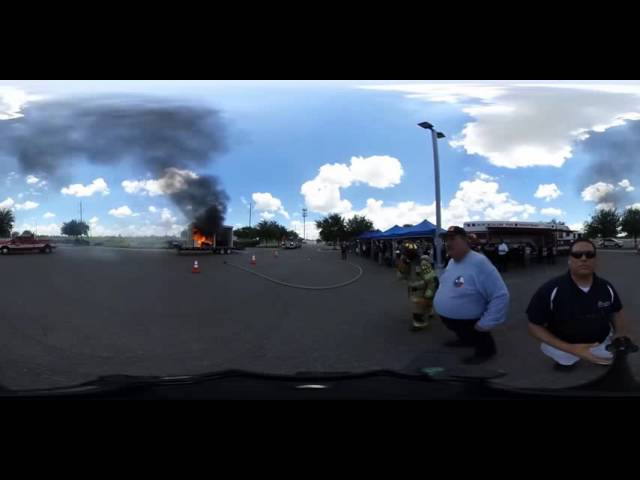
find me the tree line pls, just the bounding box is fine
[3,206,639,245]
[232,215,374,245]
[315,214,374,243]
[234,220,300,243]
[584,207,640,245]
[0,209,91,239]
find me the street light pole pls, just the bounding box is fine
[418,122,446,271]
[302,208,308,240]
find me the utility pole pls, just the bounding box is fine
[302,208,308,240]
[80,201,83,224]
[249,201,252,228]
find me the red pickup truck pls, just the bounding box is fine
[0,235,56,255]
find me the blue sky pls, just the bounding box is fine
[1,80,640,238]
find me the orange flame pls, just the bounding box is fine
[192,228,213,248]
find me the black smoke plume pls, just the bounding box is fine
[578,121,640,208]
[0,96,229,232]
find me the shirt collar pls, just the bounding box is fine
[566,270,599,290]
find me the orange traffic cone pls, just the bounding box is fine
[250,254,257,265]
[192,260,200,274]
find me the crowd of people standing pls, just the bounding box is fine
[353,227,632,370]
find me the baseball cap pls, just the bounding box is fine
[440,226,467,238]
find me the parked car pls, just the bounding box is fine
[0,234,56,255]
[598,238,623,248]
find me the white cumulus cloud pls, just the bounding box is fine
[43,212,56,219]
[476,172,496,181]
[0,197,15,209]
[359,83,505,103]
[160,208,177,224]
[301,155,404,214]
[342,177,536,232]
[85,216,184,237]
[260,211,276,221]
[618,179,635,192]
[108,206,134,218]
[25,175,46,188]
[122,168,197,196]
[596,202,616,211]
[61,178,110,197]
[148,206,157,213]
[348,199,437,232]
[290,220,320,240]
[349,156,404,188]
[0,87,43,120]
[534,184,562,202]
[581,182,616,202]
[17,223,60,236]
[15,201,39,210]
[540,207,564,216]
[301,163,353,214]
[582,179,636,205]
[361,82,640,169]
[484,202,536,221]
[252,192,289,219]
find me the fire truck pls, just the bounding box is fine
[463,221,579,254]
[0,233,56,255]
[174,224,234,254]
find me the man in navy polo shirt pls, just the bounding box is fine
[527,239,632,371]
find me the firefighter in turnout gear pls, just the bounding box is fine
[408,255,437,331]
[396,240,418,281]
[397,241,437,332]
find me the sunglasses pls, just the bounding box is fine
[570,251,596,259]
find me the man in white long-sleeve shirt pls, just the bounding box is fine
[497,239,509,273]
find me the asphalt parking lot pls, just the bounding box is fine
[1,244,639,391]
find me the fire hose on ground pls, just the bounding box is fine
[223,261,364,291]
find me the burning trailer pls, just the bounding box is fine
[175,224,234,254]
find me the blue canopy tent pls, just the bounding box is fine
[358,225,405,241]
[359,222,445,241]
[357,221,446,265]
[376,225,404,239]
[387,220,445,239]
[358,229,382,240]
